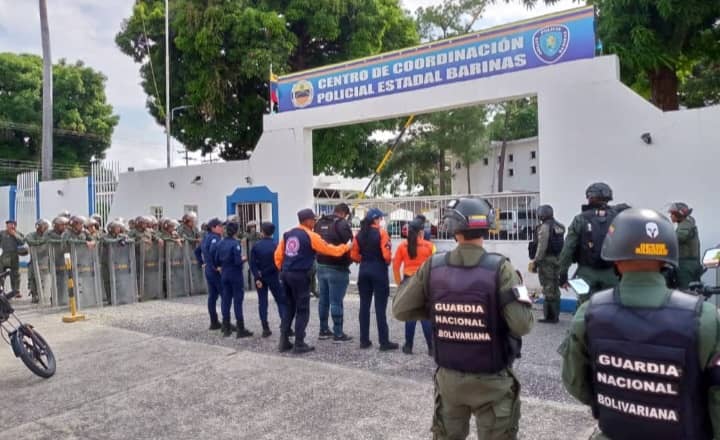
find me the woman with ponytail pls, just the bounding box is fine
[392,218,435,355]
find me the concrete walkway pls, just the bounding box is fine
[0,294,596,440]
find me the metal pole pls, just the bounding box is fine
[39,0,53,181]
[165,0,171,168]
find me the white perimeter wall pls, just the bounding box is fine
[39,177,89,220]
[0,186,11,223]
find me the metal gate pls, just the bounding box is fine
[90,160,120,226]
[15,170,38,234]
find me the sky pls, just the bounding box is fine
[0,0,575,172]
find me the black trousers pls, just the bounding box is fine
[280,271,311,342]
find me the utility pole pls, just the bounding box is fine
[177,149,193,166]
[165,0,171,168]
[39,0,53,181]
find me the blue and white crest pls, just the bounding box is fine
[532,25,570,64]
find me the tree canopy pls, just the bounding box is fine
[116,0,418,170]
[0,53,118,183]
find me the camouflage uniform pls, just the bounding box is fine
[675,215,702,289]
[533,219,565,322]
[0,225,25,292]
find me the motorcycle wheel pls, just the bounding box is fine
[12,324,56,378]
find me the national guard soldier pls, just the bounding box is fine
[25,219,51,303]
[0,220,25,294]
[392,197,534,439]
[63,215,95,247]
[179,212,200,243]
[274,209,350,354]
[157,218,182,244]
[529,205,565,323]
[86,218,103,241]
[560,208,720,440]
[47,216,68,241]
[558,183,629,303]
[668,202,702,289]
[101,220,132,303]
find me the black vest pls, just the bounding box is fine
[427,252,510,374]
[586,289,711,440]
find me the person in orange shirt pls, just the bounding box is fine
[393,219,435,355]
[351,208,399,351]
[274,209,350,354]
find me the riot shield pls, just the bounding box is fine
[165,240,189,298]
[48,242,69,307]
[138,241,164,301]
[107,241,138,305]
[183,241,206,295]
[30,244,53,307]
[70,243,104,309]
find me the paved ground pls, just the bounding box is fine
[0,287,596,440]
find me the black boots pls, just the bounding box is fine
[221,321,232,337]
[278,333,293,352]
[209,320,222,331]
[236,321,253,338]
[293,341,315,354]
[261,322,272,338]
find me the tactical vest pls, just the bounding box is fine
[577,207,617,269]
[426,252,510,374]
[315,215,350,268]
[586,288,711,440]
[281,228,314,272]
[357,228,385,265]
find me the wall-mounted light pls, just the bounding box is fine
[245,176,253,185]
[191,176,202,185]
[641,132,652,145]
[169,181,176,189]
[57,190,64,196]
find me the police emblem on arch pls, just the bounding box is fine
[291,80,314,108]
[532,25,570,64]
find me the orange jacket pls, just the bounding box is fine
[392,237,435,285]
[274,224,350,270]
[350,224,391,264]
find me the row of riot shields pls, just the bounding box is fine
[31,240,206,310]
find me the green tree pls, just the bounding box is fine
[523,0,720,111]
[116,0,418,172]
[415,0,489,40]
[0,53,118,182]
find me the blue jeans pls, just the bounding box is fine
[205,270,222,324]
[221,274,245,323]
[404,320,432,350]
[358,262,391,345]
[317,265,350,336]
[258,274,287,326]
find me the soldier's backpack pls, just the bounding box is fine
[528,221,565,259]
[314,215,341,245]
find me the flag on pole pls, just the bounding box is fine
[269,65,279,114]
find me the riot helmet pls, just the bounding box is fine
[600,208,679,267]
[668,202,692,221]
[441,197,495,236]
[585,182,613,202]
[537,205,554,222]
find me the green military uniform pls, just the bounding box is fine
[534,220,565,322]
[560,272,720,439]
[61,229,93,244]
[393,244,535,439]
[0,229,25,291]
[558,212,619,305]
[675,216,702,289]
[25,230,47,301]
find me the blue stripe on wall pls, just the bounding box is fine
[87,175,95,216]
[226,186,280,241]
[8,185,16,221]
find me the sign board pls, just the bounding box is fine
[275,6,595,112]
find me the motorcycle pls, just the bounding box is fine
[0,263,56,378]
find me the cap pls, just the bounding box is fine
[297,209,316,222]
[207,218,223,229]
[5,219,16,224]
[365,208,386,221]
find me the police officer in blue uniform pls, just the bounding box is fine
[561,208,720,439]
[250,222,288,338]
[197,218,225,331]
[216,222,253,338]
[274,209,350,354]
